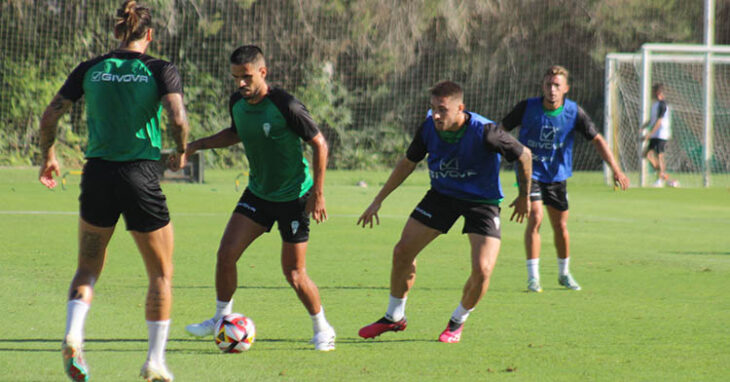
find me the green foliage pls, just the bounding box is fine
[0,0,711,170]
[0,59,70,165]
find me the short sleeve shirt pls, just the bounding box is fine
[228,87,320,202]
[59,50,182,161]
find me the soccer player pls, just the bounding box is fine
[500,65,629,293]
[38,1,189,381]
[357,81,532,343]
[641,83,676,187]
[184,45,335,351]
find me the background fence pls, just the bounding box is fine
[2,0,728,174]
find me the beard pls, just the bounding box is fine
[240,86,259,100]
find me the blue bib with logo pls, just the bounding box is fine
[422,112,503,202]
[518,97,578,183]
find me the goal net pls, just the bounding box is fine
[605,44,730,188]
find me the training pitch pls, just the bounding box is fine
[0,168,728,381]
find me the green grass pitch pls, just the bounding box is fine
[0,167,728,381]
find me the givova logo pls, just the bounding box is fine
[527,125,563,151]
[430,158,477,179]
[90,71,149,83]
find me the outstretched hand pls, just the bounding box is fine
[357,201,381,228]
[509,195,530,223]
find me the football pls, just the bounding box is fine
[214,313,256,353]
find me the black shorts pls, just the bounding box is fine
[529,180,569,211]
[234,188,310,243]
[410,189,501,238]
[79,159,169,232]
[648,138,667,154]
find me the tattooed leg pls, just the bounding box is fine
[67,219,115,303]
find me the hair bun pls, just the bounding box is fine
[116,1,136,17]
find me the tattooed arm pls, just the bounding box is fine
[39,93,74,189]
[161,93,190,171]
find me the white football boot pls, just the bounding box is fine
[310,326,336,351]
[185,318,216,337]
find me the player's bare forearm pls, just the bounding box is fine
[592,135,629,190]
[648,117,663,137]
[39,94,73,160]
[307,133,328,222]
[515,147,532,198]
[307,133,328,196]
[38,94,72,188]
[358,157,416,228]
[374,157,417,204]
[592,135,619,172]
[188,128,241,154]
[509,147,532,222]
[161,93,189,152]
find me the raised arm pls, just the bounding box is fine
[592,134,629,190]
[509,147,532,223]
[161,93,190,171]
[357,157,418,228]
[38,94,74,189]
[305,132,328,223]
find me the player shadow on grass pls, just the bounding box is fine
[0,338,210,353]
[175,285,467,291]
[0,336,433,353]
[668,251,730,256]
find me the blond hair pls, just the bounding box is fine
[544,65,570,83]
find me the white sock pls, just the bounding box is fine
[214,299,233,321]
[450,303,474,324]
[146,320,170,365]
[65,300,90,342]
[526,259,540,280]
[558,257,570,276]
[385,295,407,322]
[311,306,331,333]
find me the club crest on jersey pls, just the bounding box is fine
[262,123,271,137]
[430,158,477,179]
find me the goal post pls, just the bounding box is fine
[604,43,730,187]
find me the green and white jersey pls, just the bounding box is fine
[228,87,320,202]
[59,50,183,161]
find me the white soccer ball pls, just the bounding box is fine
[214,313,256,353]
[667,179,680,188]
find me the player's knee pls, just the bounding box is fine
[392,244,415,268]
[555,219,568,232]
[283,267,307,288]
[471,267,491,284]
[148,271,173,288]
[216,245,240,267]
[527,214,542,232]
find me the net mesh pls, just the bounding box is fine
[1,0,723,178]
[609,53,730,187]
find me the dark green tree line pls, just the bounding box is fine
[0,0,713,169]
